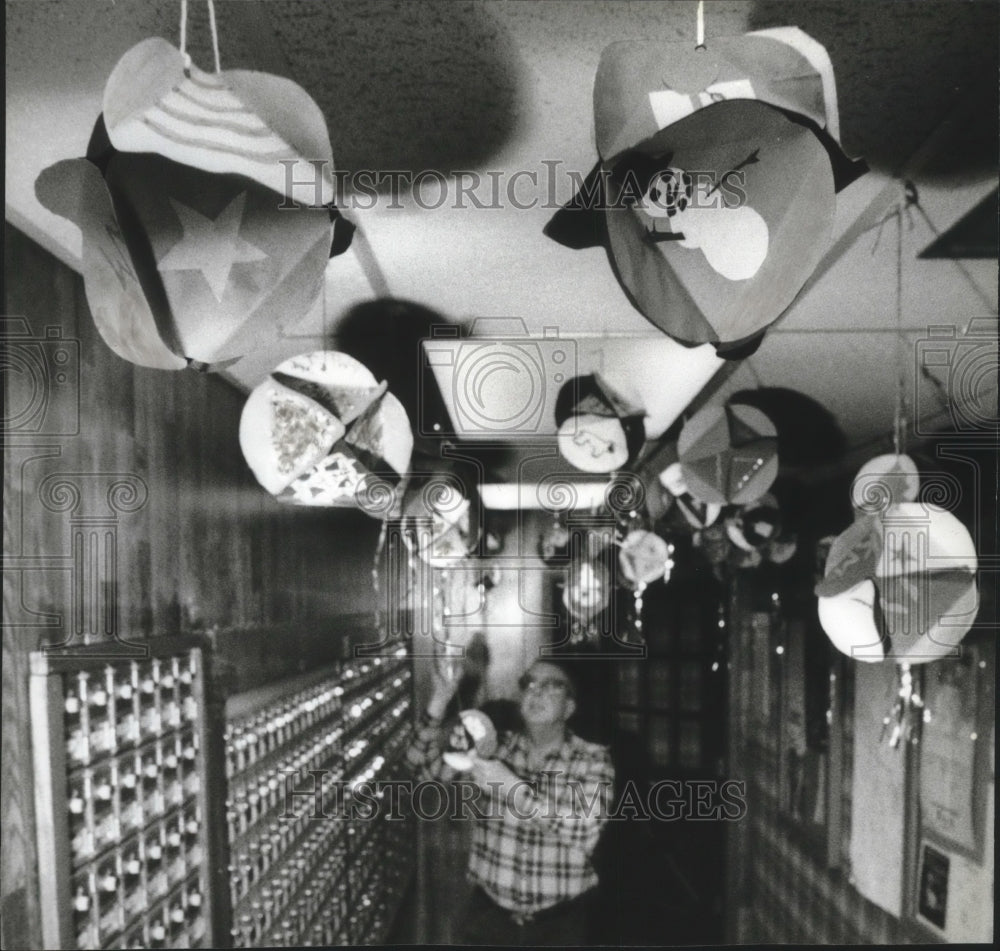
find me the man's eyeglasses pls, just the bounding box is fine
[518,673,571,696]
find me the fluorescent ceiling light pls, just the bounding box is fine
[479,481,613,511]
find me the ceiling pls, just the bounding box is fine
[5,0,998,492]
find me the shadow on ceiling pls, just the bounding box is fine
[259,0,523,189]
[729,386,848,471]
[749,0,999,182]
[333,297,457,443]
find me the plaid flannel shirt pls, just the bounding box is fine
[407,721,615,916]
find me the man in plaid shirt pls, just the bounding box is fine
[408,659,615,945]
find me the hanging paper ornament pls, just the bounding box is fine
[658,462,723,530]
[554,374,646,473]
[35,37,351,370]
[677,403,778,505]
[725,493,782,551]
[562,558,612,622]
[442,709,499,772]
[732,546,765,569]
[538,518,571,565]
[546,27,864,352]
[239,351,412,516]
[851,453,921,514]
[815,504,978,664]
[659,462,722,531]
[694,523,731,567]
[618,529,675,644]
[727,387,847,468]
[880,663,927,749]
[764,532,799,565]
[618,530,673,589]
[402,474,481,565]
[645,479,675,524]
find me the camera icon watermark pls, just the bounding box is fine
[420,318,576,438]
[1,317,81,436]
[914,319,998,438]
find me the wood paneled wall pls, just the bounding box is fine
[2,226,384,949]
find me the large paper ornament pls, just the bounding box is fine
[555,374,646,473]
[677,403,778,505]
[35,38,350,370]
[816,504,978,664]
[402,474,481,565]
[546,28,864,352]
[851,453,920,514]
[594,28,852,167]
[239,351,412,516]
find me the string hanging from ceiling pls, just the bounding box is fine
[179,0,220,75]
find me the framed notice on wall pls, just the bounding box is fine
[916,841,950,931]
[919,643,988,859]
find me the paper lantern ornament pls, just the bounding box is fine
[442,709,499,772]
[402,475,481,565]
[694,523,732,567]
[35,38,351,370]
[546,27,864,352]
[732,546,765,569]
[725,493,782,551]
[644,480,675,524]
[618,530,673,589]
[816,504,978,664]
[678,403,778,506]
[765,533,799,565]
[555,374,646,473]
[239,351,412,516]
[563,559,612,622]
[539,519,571,565]
[658,462,723,530]
[851,453,920,514]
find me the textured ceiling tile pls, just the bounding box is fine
[263,0,523,181]
[748,0,999,181]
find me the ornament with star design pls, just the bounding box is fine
[677,402,778,505]
[35,37,351,370]
[816,503,978,664]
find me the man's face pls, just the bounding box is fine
[518,662,575,728]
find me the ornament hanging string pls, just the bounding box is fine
[871,184,910,457]
[880,661,927,748]
[371,516,388,635]
[179,0,222,75]
[893,196,906,456]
